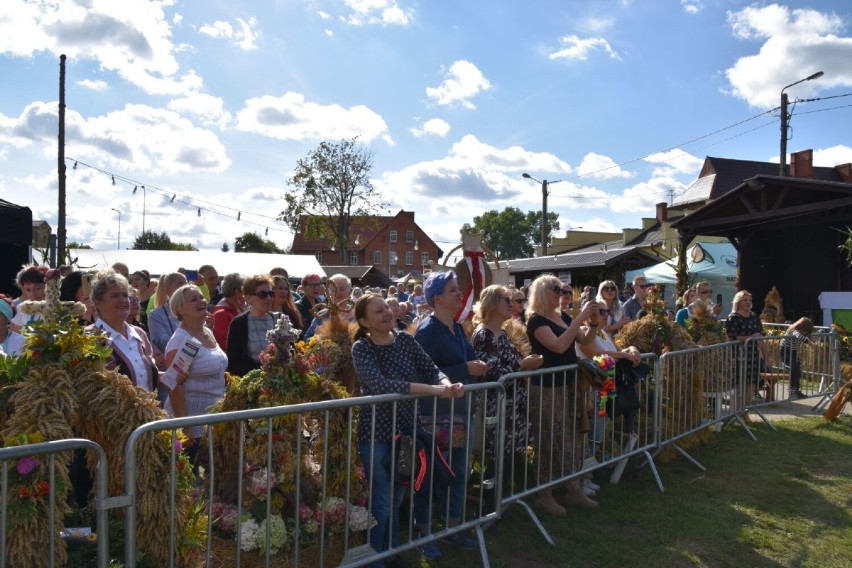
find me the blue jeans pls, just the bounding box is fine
[359,441,406,566]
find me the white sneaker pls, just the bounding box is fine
[584,478,601,492]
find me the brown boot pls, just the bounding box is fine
[561,489,600,509]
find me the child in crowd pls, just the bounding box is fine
[779,317,814,400]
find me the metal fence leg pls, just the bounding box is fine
[512,501,555,546]
[672,444,706,472]
[475,525,491,568]
[748,406,778,432]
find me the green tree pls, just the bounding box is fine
[280,137,387,264]
[66,241,91,249]
[131,230,198,251]
[234,232,284,254]
[462,207,560,260]
[221,242,230,253]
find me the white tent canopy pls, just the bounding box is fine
[72,249,326,280]
[626,242,738,309]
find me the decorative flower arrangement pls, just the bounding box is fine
[0,432,62,527]
[593,355,616,417]
[14,270,110,370]
[206,312,368,558]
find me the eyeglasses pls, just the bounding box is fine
[602,286,616,292]
[305,282,323,288]
[699,289,713,295]
[636,284,650,289]
[512,298,525,304]
[560,288,572,296]
[547,285,562,294]
[253,290,275,299]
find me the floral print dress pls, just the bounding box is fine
[471,326,532,460]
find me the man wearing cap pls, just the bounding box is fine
[412,270,486,558]
[295,273,324,333]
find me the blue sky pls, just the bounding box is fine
[1,0,851,258]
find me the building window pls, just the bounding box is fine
[390,251,398,266]
[421,252,429,266]
[405,251,413,265]
[374,251,381,265]
[389,230,397,243]
[314,251,322,263]
[406,230,414,243]
[350,252,358,266]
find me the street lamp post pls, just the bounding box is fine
[111,208,121,250]
[522,173,566,257]
[779,71,823,176]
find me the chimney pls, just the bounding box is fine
[790,149,813,178]
[656,202,668,223]
[835,163,852,182]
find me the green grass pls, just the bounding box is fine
[432,415,852,568]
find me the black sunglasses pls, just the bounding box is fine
[602,285,616,292]
[253,290,275,299]
[560,288,572,296]
[512,298,525,304]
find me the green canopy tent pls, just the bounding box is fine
[625,242,738,310]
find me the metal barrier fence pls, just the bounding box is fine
[122,381,505,568]
[747,330,840,420]
[0,439,109,568]
[3,330,843,566]
[496,353,662,546]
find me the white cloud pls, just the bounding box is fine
[643,149,704,178]
[725,5,852,108]
[426,60,492,109]
[199,17,260,51]
[77,79,109,91]
[548,35,620,62]
[577,16,615,34]
[317,11,331,20]
[341,0,412,26]
[375,135,574,212]
[681,0,704,15]
[236,91,391,143]
[813,144,852,167]
[576,152,633,180]
[324,29,334,37]
[0,0,203,97]
[0,101,231,173]
[410,118,450,138]
[168,94,232,129]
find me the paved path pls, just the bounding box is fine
[749,393,850,421]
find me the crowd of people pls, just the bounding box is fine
[0,261,814,567]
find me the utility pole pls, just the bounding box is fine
[57,54,67,266]
[541,179,549,257]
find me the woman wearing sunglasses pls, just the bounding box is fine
[226,274,279,376]
[596,280,629,336]
[525,274,600,514]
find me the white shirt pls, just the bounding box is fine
[1,331,26,357]
[95,318,153,391]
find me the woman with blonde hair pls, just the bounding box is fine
[525,274,600,514]
[147,272,188,360]
[726,290,766,408]
[596,279,628,336]
[675,288,698,328]
[472,285,542,508]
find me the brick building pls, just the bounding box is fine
[290,210,443,280]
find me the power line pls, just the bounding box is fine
[65,157,290,236]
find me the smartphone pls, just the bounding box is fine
[185,269,199,282]
[716,293,723,306]
[81,273,93,299]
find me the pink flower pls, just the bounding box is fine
[16,456,40,476]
